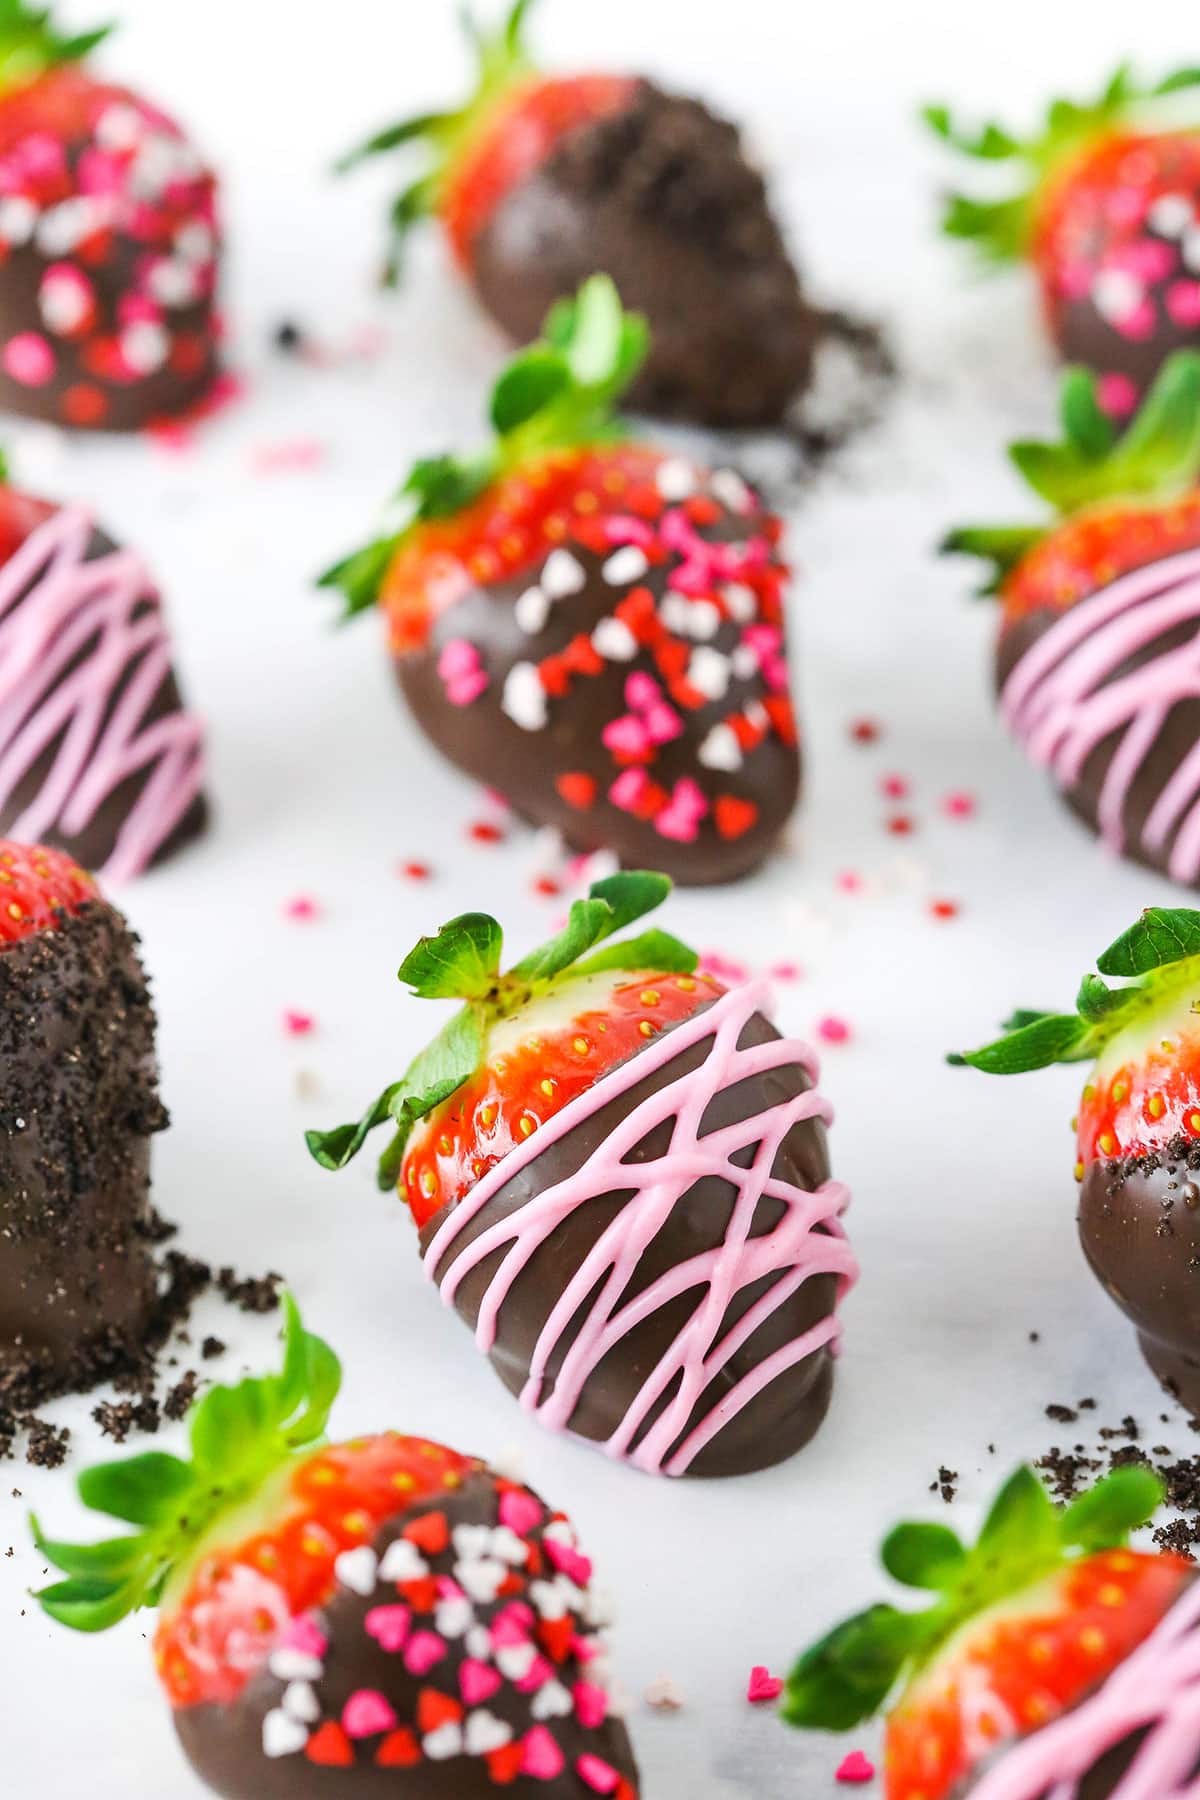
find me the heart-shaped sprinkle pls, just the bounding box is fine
[521,1725,566,1780]
[417,1688,464,1735]
[603,546,649,586]
[262,1708,308,1759]
[280,1614,328,1659]
[490,1525,531,1566]
[403,1509,450,1556]
[268,1646,324,1683]
[460,1658,503,1706]
[538,1615,576,1665]
[644,1674,685,1711]
[836,1750,876,1784]
[435,1595,475,1639]
[515,586,550,634]
[577,1751,622,1794]
[404,1629,448,1676]
[592,617,638,661]
[573,1681,608,1729]
[715,794,759,841]
[545,1541,593,1586]
[452,1524,493,1561]
[466,1623,493,1661]
[698,723,743,771]
[375,1728,422,1768]
[464,1708,514,1756]
[502,661,548,731]
[487,1740,525,1783]
[364,1604,411,1653]
[541,548,586,598]
[498,1489,543,1537]
[343,1689,398,1739]
[531,1679,573,1721]
[746,1666,784,1704]
[518,1654,556,1695]
[496,1641,537,1682]
[379,1539,429,1584]
[456,1556,507,1604]
[282,1681,321,1724]
[423,1722,464,1761]
[333,1546,379,1597]
[305,1721,354,1767]
[530,1579,570,1621]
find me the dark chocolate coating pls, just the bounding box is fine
[471,82,818,429]
[174,1470,640,1799]
[396,490,799,887]
[0,899,167,1404]
[1054,294,1200,399]
[1078,1138,1200,1413]
[0,523,207,873]
[996,606,1200,886]
[422,1005,837,1478]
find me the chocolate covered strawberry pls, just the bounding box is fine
[0,838,168,1404]
[34,1295,640,1798]
[320,277,800,886]
[0,451,206,876]
[308,870,857,1478]
[0,2,220,430]
[954,904,1200,1413]
[336,0,818,427]
[926,64,1200,402]
[945,350,1200,885]
[783,1463,1194,1800]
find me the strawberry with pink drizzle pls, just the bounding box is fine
[955,902,1200,1413]
[308,871,857,1478]
[0,2,220,430]
[0,452,206,877]
[320,277,800,887]
[34,1295,641,1797]
[946,351,1200,887]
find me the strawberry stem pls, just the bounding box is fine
[0,0,111,91]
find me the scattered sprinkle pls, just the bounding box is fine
[644,1675,685,1712]
[880,774,909,799]
[746,1666,784,1704]
[698,950,751,985]
[816,1016,852,1046]
[399,860,433,881]
[836,870,864,894]
[768,961,802,983]
[836,1750,876,1784]
[849,718,881,745]
[885,814,915,836]
[941,790,977,820]
[467,820,506,846]
[283,894,320,922]
[929,899,960,921]
[250,438,325,475]
[283,1009,315,1037]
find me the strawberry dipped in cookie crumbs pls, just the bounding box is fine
[308,871,857,1478]
[320,277,800,887]
[0,2,220,430]
[926,64,1200,404]
[945,352,1200,887]
[783,1463,1196,1800]
[336,0,820,429]
[0,840,168,1404]
[955,904,1200,1413]
[34,1296,641,1798]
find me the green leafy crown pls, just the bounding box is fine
[924,62,1200,266]
[942,350,1200,594]
[950,906,1200,1075]
[306,869,696,1192]
[0,0,111,88]
[782,1462,1163,1733]
[336,0,538,283]
[32,1296,341,1632]
[318,273,648,622]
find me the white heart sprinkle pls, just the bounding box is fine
[1092,268,1142,322]
[0,196,37,246]
[699,724,743,771]
[591,617,638,661]
[95,103,143,151]
[645,1673,685,1711]
[584,1586,616,1628]
[745,699,769,729]
[711,468,753,514]
[456,1557,508,1604]
[541,548,586,598]
[334,1545,379,1596]
[514,586,550,635]
[1150,193,1195,238]
[531,1680,573,1721]
[656,458,696,501]
[687,647,731,701]
[602,546,649,586]
[282,1681,320,1724]
[490,1525,530,1566]
[268,1647,324,1683]
[502,661,548,731]
[496,1641,537,1680]
[452,1524,493,1561]
[466,1624,493,1660]
[542,1521,576,1548]
[732,644,759,680]
[378,1538,429,1583]
[423,1723,464,1761]
[687,599,721,640]
[1185,229,1200,275]
[723,582,757,623]
[262,1708,309,1759]
[659,593,691,635]
[530,1579,570,1620]
[435,1596,475,1639]
[464,1708,514,1755]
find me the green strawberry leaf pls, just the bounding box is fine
[573,928,699,978]
[975,1465,1060,1571]
[508,898,614,986]
[920,104,1020,159]
[1059,1466,1164,1551]
[950,1012,1090,1073]
[305,1080,407,1172]
[399,913,504,999]
[0,2,112,88]
[881,1522,967,1592]
[1060,365,1117,460]
[940,525,1045,595]
[1154,66,1200,96]
[586,870,673,934]
[77,1454,197,1528]
[1074,973,1128,1024]
[490,349,571,435]
[35,1575,143,1633]
[387,1006,485,1138]
[29,1522,151,1583]
[1097,906,1200,977]
[782,1605,925,1732]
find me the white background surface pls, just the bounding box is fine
[7,2,1200,1795]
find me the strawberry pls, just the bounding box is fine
[320,277,800,886]
[955,904,1200,1412]
[925,64,1200,399]
[33,1297,641,1798]
[783,1464,1189,1800]
[335,0,818,427]
[0,834,95,940]
[0,2,220,431]
[945,352,1200,886]
[308,870,858,1478]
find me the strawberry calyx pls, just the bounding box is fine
[781,1463,1164,1737]
[31,1296,341,1633]
[318,274,648,623]
[943,350,1200,596]
[306,868,697,1195]
[0,1,111,93]
[923,62,1200,267]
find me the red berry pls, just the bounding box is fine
[0,840,97,945]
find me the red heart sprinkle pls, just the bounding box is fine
[375,1729,422,1768]
[715,795,759,840]
[305,1721,354,1766]
[403,1510,449,1555]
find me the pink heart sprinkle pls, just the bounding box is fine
[643,703,683,745]
[1116,297,1157,341]
[342,1688,398,1738]
[3,331,55,387]
[438,637,480,680]
[573,1681,608,1728]
[817,1016,852,1046]
[460,1658,503,1706]
[746,1666,784,1704]
[600,514,654,548]
[1168,279,1200,328]
[625,671,661,712]
[491,1611,533,1650]
[545,1541,593,1586]
[364,1604,410,1653]
[517,1654,556,1694]
[609,769,650,812]
[283,894,320,921]
[283,1009,315,1037]
[577,1753,621,1794]
[282,1614,328,1658]
[602,714,652,759]
[446,669,489,707]
[403,1629,447,1675]
[521,1726,566,1780]
[499,1490,543,1537]
[836,1750,876,1784]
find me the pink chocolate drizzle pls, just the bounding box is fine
[968,1578,1200,1798]
[1002,547,1200,882]
[0,504,205,880]
[423,980,858,1477]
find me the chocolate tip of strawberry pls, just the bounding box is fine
[782,1463,1164,1735]
[318,274,648,621]
[306,868,698,1187]
[32,1294,341,1634]
[954,905,1200,1077]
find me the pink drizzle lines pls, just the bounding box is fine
[1002,547,1200,883]
[0,505,204,881]
[969,1580,1200,1799]
[424,980,857,1477]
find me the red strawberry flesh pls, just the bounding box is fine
[0,838,96,942]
